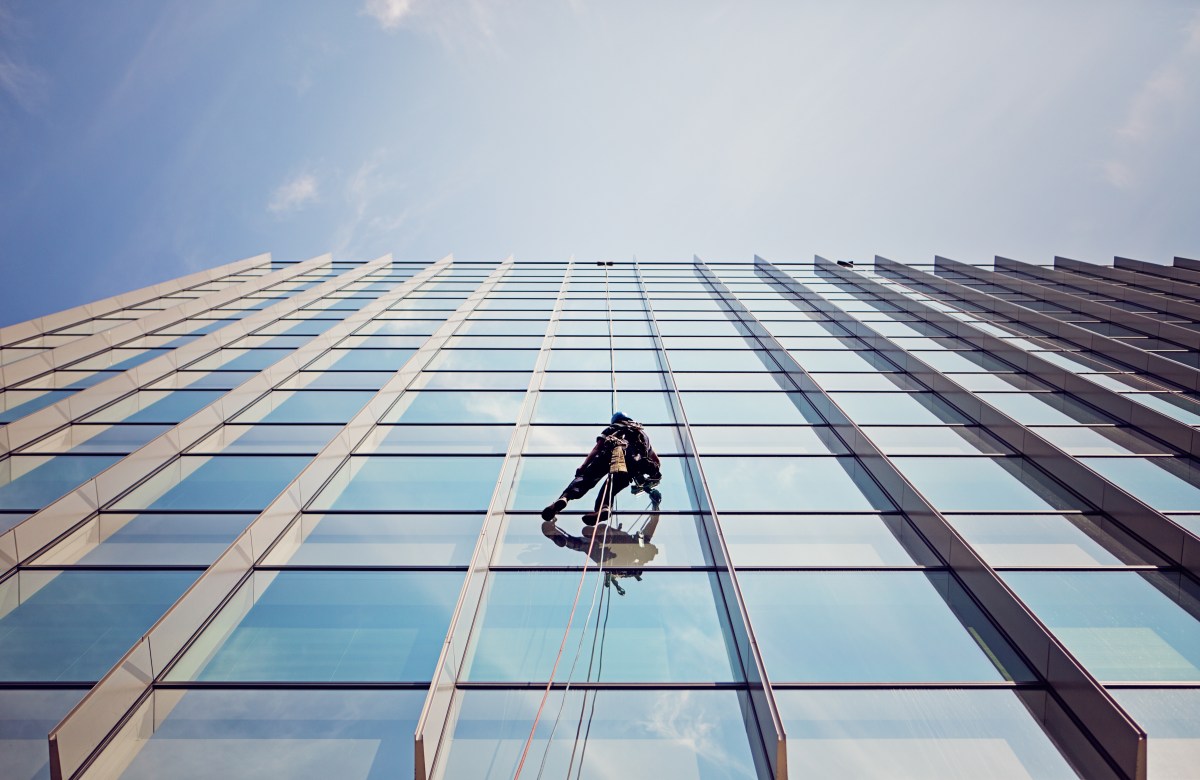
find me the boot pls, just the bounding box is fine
[541,496,567,521]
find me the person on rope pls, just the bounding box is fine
[541,411,662,525]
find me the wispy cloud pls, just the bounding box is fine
[268,173,319,214]
[361,0,417,31]
[0,4,48,112]
[1102,9,1200,190]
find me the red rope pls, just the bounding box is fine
[512,476,612,779]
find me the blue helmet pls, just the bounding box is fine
[611,411,632,425]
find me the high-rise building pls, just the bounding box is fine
[2,253,1199,780]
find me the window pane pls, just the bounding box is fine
[861,426,1010,455]
[441,689,759,779]
[680,392,820,424]
[118,689,425,780]
[0,569,197,681]
[975,392,1115,425]
[113,455,313,511]
[692,426,847,454]
[264,513,482,566]
[168,571,463,682]
[722,514,931,566]
[381,390,525,424]
[191,424,341,454]
[1003,571,1200,682]
[425,349,538,371]
[1079,457,1200,512]
[232,390,376,424]
[777,689,1077,779]
[463,571,739,682]
[33,513,255,566]
[827,392,969,425]
[704,456,894,512]
[1111,689,1200,780]
[0,689,84,780]
[83,390,226,424]
[739,572,1024,682]
[534,391,675,425]
[358,424,511,454]
[0,454,122,511]
[310,456,503,511]
[946,514,1158,567]
[891,457,1086,512]
[19,424,172,454]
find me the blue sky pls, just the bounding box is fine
[1,0,1198,325]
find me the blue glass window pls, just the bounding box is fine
[34,512,255,566]
[0,454,122,511]
[778,689,1078,778]
[464,571,739,682]
[382,390,525,423]
[310,456,503,511]
[0,569,197,681]
[679,392,819,424]
[440,689,759,779]
[113,455,313,511]
[704,456,893,512]
[264,513,482,566]
[119,689,425,780]
[891,457,1086,512]
[232,390,376,424]
[723,514,930,566]
[1003,571,1200,682]
[168,571,462,682]
[1110,689,1200,779]
[741,571,1026,682]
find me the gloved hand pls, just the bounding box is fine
[648,488,662,505]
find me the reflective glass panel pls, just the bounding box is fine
[1110,689,1200,779]
[263,513,482,566]
[463,571,739,682]
[740,571,1025,681]
[1003,571,1200,681]
[827,392,969,425]
[704,456,893,512]
[946,514,1157,567]
[19,424,172,454]
[118,689,425,780]
[232,390,376,424]
[777,689,1077,779]
[0,689,84,780]
[692,426,847,454]
[722,514,931,566]
[113,455,313,511]
[33,513,255,566]
[191,424,341,454]
[0,569,197,681]
[891,457,1086,512]
[358,425,512,454]
[679,392,819,424]
[1079,457,1200,512]
[440,688,759,779]
[861,426,1010,455]
[310,456,504,511]
[168,570,463,681]
[0,454,122,510]
[381,390,525,424]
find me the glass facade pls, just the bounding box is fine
[2,254,1199,779]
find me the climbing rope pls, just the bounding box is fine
[513,472,616,780]
[605,263,618,415]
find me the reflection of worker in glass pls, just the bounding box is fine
[541,503,661,594]
[541,412,662,526]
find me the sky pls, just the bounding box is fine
[1,0,1199,325]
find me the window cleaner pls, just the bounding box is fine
[540,411,662,525]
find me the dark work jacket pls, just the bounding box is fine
[590,419,662,486]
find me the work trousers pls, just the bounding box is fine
[561,448,633,512]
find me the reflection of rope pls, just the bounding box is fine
[514,474,615,780]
